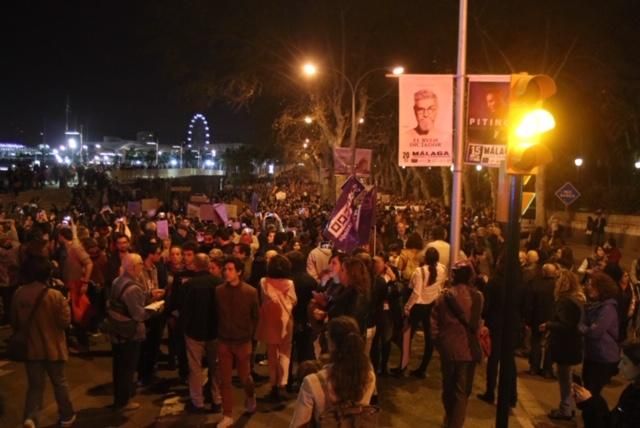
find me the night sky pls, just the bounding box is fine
[0,2,255,146]
[2,0,638,162]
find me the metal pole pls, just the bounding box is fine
[496,174,523,427]
[449,0,468,267]
[350,88,357,176]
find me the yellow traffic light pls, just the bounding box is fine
[507,73,556,175]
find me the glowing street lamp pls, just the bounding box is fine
[304,115,313,124]
[301,61,404,174]
[574,158,583,167]
[302,62,318,77]
[475,164,483,171]
[635,161,640,170]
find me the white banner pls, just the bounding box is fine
[398,74,454,167]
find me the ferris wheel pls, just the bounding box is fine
[187,113,211,146]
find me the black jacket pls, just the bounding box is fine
[526,276,555,329]
[548,296,584,365]
[328,287,370,334]
[291,271,316,326]
[182,271,222,341]
[578,382,640,428]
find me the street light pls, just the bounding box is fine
[302,61,404,174]
[172,145,183,168]
[304,115,313,124]
[302,62,317,77]
[392,66,405,76]
[635,161,640,169]
[574,157,583,167]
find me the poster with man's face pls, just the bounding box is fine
[398,75,454,167]
[465,76,510,167]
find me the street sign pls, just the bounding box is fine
[555,181,581,206]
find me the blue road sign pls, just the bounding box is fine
[555,182,581,206]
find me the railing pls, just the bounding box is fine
[111,168,225,182]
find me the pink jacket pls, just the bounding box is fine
[255,277,297,344]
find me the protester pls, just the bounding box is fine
[182,253,222,413]
[289,316,376,427]
[574,342,640,428]
[216,257,259,428]
[541,269,586,421]
[581,272,620,397]
[402,247,446,378]
[12,256,76,428]
[431,260,483,428]
[285,250,317,390]
[108,253,152,412]
[255,254,297,402]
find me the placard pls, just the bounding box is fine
[141,198,159,212]
[187,203,200,219]
[156,220,170,240]
[127,201,141,215]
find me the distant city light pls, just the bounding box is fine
[574,158,583,167]
[95,144,101,149]
[67,138,77,149]
[59,145,66,151]
[268,163,275,174]
[204,159,214,167]
[170,159,178,167]
[635,161,640,169]
[304,116,313,124]
[475,165,483,171]
[212,149,216,157]
[358,117,365,124]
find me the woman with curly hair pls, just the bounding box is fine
[289,316,376,427]
[581,271,619,398]
[540,269,586,421]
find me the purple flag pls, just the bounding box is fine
[324,176,366,252]
[356,187,376,247]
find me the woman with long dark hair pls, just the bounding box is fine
[397,247,446,378]
[289,316,376,427]
[331,257,371,334]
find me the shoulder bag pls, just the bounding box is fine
[7,286,49,361]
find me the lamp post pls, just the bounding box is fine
[302,62,404,175]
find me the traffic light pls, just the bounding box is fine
[506,73,556,175]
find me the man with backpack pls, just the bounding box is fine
[108,253,152,412]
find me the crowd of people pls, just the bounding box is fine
[1,180,640,428]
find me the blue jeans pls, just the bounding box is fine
[24,361,74,425]
[556,363,574,415]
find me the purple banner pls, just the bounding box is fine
[324,176,375,252]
